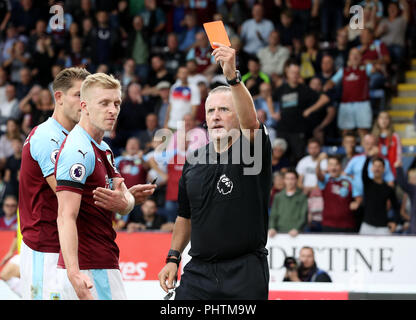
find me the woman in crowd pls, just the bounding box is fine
[272,138,290,173]
[0,119,25,170]
[372,111,402,176]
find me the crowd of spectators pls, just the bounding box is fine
[0,0,415,235]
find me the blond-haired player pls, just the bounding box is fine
[55,73,133,300]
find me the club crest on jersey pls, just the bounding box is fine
[105,174,112,189]
[70,163,86,182]
[50,149,59,164]
[50,292,61,300]
[217,174,233,195]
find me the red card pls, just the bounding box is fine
[203,21,231,49]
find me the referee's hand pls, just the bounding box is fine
[158,263,178,293]
[211,42,236,80]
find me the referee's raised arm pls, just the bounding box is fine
[211,42,260,141]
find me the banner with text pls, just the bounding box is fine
[2,231,415,286]
[265,234,416,285]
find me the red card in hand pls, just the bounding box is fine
[203,21,231,49]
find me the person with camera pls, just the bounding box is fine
[283,246,331,282]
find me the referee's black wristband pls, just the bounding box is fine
[166,257,180,266]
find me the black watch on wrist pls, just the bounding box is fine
[226,70,242,86]
[166,249,181,266]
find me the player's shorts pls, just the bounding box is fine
[337,101,372,130]
[57,268,127,300]
[20,241,61,300]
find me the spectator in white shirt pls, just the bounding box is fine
[164,66,200,130]
[240,3,274,55]
[296,138,327,195]
[0,84,19,132]
[257,30,290,77]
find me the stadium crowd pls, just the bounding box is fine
[0,0,415,236]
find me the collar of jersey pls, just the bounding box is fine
[74,124,108,152]
[49,117,69,135]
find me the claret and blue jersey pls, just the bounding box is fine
[54,124,121,270]
[19,117,69,253]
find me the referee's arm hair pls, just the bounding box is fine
[158,217,191,293]
[212,42,259,142]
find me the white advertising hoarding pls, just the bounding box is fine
[265,234,416,285]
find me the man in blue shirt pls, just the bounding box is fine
[344,134,394,196]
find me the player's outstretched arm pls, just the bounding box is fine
[158,217,191,293]
[93,178,156,211]
[57,190,94,300]
[128,183,156,205]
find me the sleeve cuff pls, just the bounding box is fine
[56,180,84,194]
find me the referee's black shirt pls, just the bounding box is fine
[177,123,272,262]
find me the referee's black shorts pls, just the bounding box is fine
[175,249,269,300]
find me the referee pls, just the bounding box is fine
[158,42,272,300]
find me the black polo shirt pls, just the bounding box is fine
[177,124,272,262]
[272,83,320,134]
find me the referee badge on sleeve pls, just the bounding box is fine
[69,163,86,182]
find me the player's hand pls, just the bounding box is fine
[68,271,94,300]
[211,42,236,80]
[158,263,178,293]
[129,183,156,205]
[93,178,128,212]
